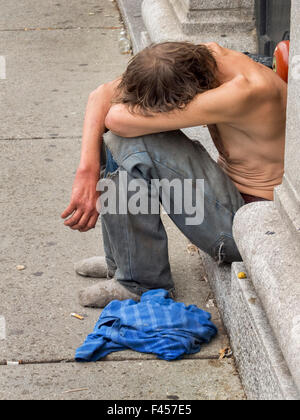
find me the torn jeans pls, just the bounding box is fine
[100,130,245,296]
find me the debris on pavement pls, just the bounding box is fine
[238,272,247,279]
[206,299,215,309]
[205,292,216,309]
[187,243,199,256]
[16,265,26,271]
[62,388,89,394]
[6,361,20,366]
[118,29,132,54]
[219,347,233,360]
[71,313,85,321]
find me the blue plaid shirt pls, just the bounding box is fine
[75,289,218,362]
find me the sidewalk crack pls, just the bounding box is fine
[0,26,122,32]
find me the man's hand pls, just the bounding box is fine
[61,167,100,232]
[62,78,121,233]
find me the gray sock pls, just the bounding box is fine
[78,278,140,308]
[74,256,115,279]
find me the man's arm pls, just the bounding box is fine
[61,79,120,232]
[105,76,252,138]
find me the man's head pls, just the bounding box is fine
[115,42,219,115]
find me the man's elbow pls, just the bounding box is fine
[105,112,122,136]
[105,108,132,138]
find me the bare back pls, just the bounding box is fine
[207,44,287,200]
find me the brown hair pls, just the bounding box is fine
[114,42,219,115]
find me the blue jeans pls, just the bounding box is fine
[101,130,245,296]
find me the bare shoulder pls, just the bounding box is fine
[203,42,223,52]
[201,75,254,118]
[227,74,253,95]
[221,72,286,115]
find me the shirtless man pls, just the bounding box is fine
[61,42,287,308]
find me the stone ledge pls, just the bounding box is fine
[201,255,299,400]
[275,178,300,253]
[117,0,258,54]
[142,0,257,53]
[117,0,147,54]
[169,0,256,35]
[180,0,255,10]
[233,202,300,395]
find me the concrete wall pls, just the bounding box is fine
[285,1,300,196]
[275,1,300,238]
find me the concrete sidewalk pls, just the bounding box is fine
[0,0,245,400]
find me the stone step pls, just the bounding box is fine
[177,0,253,14]
[169,0,256,35]
[142,0,257,53]
[117,0,147,54]
[201,255,300,400]
[233,202,300,395]
[275,179,300,254]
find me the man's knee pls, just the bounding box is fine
[103,131,124,158]
[104,130,187,163]
[103,130,194,180]
[104,130,160,167]
[103,131,154,178]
